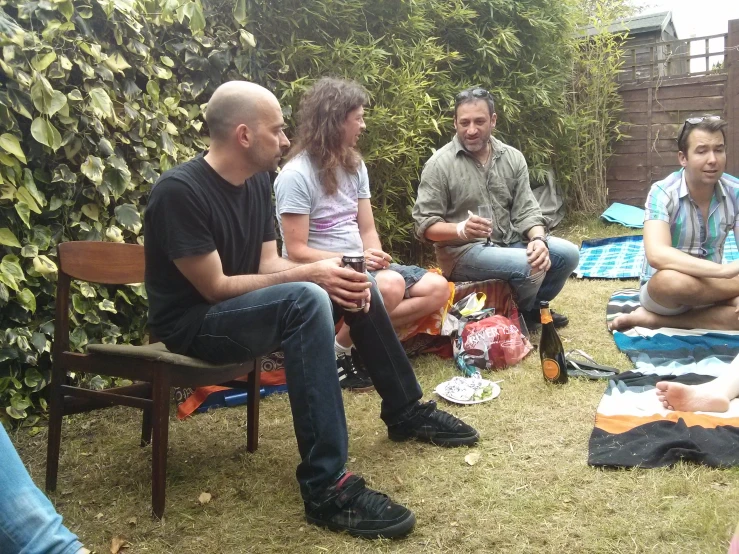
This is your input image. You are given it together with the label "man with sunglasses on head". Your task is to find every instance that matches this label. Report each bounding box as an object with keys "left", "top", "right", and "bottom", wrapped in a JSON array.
[
  {"left": 412, "top": 87, "right": 579, "bottom": 331},
  {"left": 610, "top": 116, "right": 739, "bottom": 331}
]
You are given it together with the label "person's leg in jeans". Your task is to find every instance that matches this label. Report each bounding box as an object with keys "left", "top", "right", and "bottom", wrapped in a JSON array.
[
  {"left": 186, "top": 281, "right": 348, "bottom": 501},
  {"left": 535, "top": 237, "right": 579, "bottom": 304},
  {"left": 0, "top": 425, "right": 86, "bottom": 554},
  {"left": 449, "top": 243, "right": 545, "bottom": 311}
]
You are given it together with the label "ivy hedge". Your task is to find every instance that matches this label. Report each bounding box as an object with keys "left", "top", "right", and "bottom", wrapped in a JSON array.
[{"left": 0, "top": 0, "right": 615, "bottom": 425}]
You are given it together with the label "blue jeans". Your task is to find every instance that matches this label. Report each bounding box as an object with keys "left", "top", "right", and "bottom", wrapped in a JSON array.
[
  {"left": 449, "top": 238, "right": 580, "bottom": 311},
  {"left": 185, "top": 281, "right": 423, "bottom": 501},
  {"left": 0, "top": 425, "right": 83, "bottom": 554}
]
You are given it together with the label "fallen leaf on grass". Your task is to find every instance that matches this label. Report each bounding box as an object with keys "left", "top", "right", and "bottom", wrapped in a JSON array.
[
  {"left": 95, "top": 512, "right": 104, "bottom": 520},
  {"left": 394, "top": 475, "right": 403, "bottom": 485},
  {"left": 198, "top": 492, "right": 212, "bottom": 505},
  {"left": 465, "top": 452, "right": 481, "bottom": 466},
  {"left": 127, "top": 517, "right": 137, "bottom": 526},
  {"left": 110, "top": 536, "right": 129, "bottom": 553}
]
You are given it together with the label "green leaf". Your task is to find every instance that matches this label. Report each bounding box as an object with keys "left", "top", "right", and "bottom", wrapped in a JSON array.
[
  {"left": 0, "top": 228, "right": 21, "bottom": 248},
  {"left": 69, "top": 326, "right": 88, "bottom": 352},
  {"left": 114, "top": 203, "right": 142, "bottom": 234},
  {"left": 29, "top": 226, "right": 51, "bottom": 250},
  {"left": 146, "top": 80, "right": 160, "bottom": 102},
  {"left": 14, "top": 202, "right": 30, "bottom": 228},
  {"left": 23, "top": 169, "right": 45, "bottom": 208},
  {"left": 7, "top": 88, "right": 32, "bottom": 119},
  {"left": 0, "top": 134, "right": 26, "bottom": 164},
  {"left": 81, "top": 155, "right": 104, "bottom": 185},
  {"left": 24, "top": 367, "right": 43, "bottom": 388},
  {"left": 160, "top": 56, "right": 175, "bottom": 68},
  {"left": 20, "top": 245, "right": 38, "bottom": 257},
  {"left": 30, "top": 75, "right": 67, "bottom": 116},
  {"left": 99, "top": 299, "right": 116, "bottom": 313},
  {"left": 89, "top": 88, "right": 113, "bottom": 118},
  {"left": 103, "top": 52, "right": 131, "bottom": 74},
  {"left": 79, "top": 282, "right": 96, "bottom": 298},
  {"left": 103, "top": 156, "right": 131, "bottom": 198},
  {"left": 33, "top": 256, "right": 57, "bottom": 275},
  {"left": 6, "top": 405, "right": 26, "bottom": 419},
  {"left": 16, "top": 187, "right": 41, "bottom": 214},
  {"left": 30, "top": 118, "right": 62, "bottom": 151},
  {"left": 16, "top": 288, "right": 36, "bottom": 313},
  {"left": 233, "top": 0, "right": 247, "bottom": 26},
  {"left": 239, "top": 29, "right": 256, "bottom": 48},
  {"left": 31, "top": 51, "right": 57, "bottom": 72},
  {"left": 72, "top": 293, "right": 87, "bottom": 314},
  {"left": 81, "top": 203, "right": 100, "bottom": 221}
]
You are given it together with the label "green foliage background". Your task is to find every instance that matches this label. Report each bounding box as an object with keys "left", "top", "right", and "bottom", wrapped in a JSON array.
[{"left": 0, "top": 0, "right": 624, "bottom": 423}]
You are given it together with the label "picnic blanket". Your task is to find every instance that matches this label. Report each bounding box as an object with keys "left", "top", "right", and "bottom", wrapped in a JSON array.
[
  {"left": 588, "top": 288, "right": 739, "bottom": 468},
  {"left": 600, "top": 202, "right": 646, "bottom": 228},
  {"left": 175, "top": 277, "right": 519, "bottom": 419},
  {"left": 575, "top": 234, "right": 739, "bottom": 279}
]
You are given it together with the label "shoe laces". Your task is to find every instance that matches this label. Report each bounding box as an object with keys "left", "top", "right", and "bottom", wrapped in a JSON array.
[
  {"left": 337, "top": 353, "right": 359, "bottom": 376},
  {"left": 412, "top": 400, "right": 464, "bottom": 430},
  {"left": 352, "top": 485, "right": 392, "bottom": 515}
]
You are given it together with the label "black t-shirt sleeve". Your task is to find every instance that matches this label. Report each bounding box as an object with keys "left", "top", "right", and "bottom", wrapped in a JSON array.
[
  {"left": 256, "top": 174, "right": 277, "bottom": 243},
  {"left": 148, "top": 177, "right": 216, "bottom": 261}
]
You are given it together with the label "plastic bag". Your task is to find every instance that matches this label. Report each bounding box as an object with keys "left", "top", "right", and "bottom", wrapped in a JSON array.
[{"left": 453, "top": 313, "right": 532, "bottom": 376}]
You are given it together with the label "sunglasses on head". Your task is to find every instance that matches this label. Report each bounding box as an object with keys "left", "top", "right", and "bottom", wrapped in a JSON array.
[
  {"left": 677, "top": 115, "right": 722, "bottom": 146},
  {"left": 455, "top": 88, "right": 491, "bottom": 102}
]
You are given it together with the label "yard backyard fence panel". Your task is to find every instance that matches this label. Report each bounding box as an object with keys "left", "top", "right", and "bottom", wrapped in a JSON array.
[{"left": 608, "top": 18, "right": 739, "bottom": 206}]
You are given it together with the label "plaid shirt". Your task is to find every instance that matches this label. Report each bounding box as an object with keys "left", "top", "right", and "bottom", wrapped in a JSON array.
[{"left": 642, "top": 169, "right": 739, "bottom": 282}]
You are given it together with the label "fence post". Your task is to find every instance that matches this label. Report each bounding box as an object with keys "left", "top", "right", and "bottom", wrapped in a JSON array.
[{"left": 728, "top": 19, "right": 739, "bottom": 176}]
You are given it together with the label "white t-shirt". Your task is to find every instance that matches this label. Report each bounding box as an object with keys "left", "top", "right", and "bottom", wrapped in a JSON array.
[{"left": 274, "top": 151, "right": 371, "bottom": 258}]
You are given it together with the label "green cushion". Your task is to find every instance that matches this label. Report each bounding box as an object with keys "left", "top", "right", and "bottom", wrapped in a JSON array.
[{"left": 86, "top": 342, "right": 245, "bottom": 370}]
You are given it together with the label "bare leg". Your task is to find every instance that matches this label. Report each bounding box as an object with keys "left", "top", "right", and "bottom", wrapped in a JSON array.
[
  {"left": 610, "top": 305, "right": 739, "bottom": 332},
  {"left": 385, "top": 272, "right": 450, "bottom": 329},
  {"left": 655, "top": 363, "right": 739, "bottom": 412},
  {"left": 648, "top": 270, "right": 739, "bottom": 309}
]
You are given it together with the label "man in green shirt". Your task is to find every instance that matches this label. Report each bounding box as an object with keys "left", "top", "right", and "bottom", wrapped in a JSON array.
[{"left": 412, "top": 88, "right": 579, "bottom": 328}]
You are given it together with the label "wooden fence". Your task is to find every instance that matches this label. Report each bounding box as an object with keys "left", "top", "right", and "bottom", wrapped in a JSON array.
[{"left": 607, "top": 19, "right": 739, "bottom": 206}]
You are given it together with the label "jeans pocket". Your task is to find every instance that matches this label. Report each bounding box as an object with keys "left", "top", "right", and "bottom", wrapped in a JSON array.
[{"left": 191, "top": 334, "right": 253, "bottom": 365}]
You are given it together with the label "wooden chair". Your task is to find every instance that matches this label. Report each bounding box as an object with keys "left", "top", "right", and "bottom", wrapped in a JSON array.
[{"left": 45, "top": 241, "right": 260, "bottom": 518}]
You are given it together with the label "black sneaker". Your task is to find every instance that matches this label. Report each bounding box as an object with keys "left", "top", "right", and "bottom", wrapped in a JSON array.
[
  {"left": 387, "top": 400, "right": 479, "bottom": 447},
  {"left": 522, "top": 308, "right": 569, "bottom": 331},
  {"left": 337, "top": 352, "right": 374, "bottom": 392},
  {"left": 305, "top": 472, "right": 416, "bottom": 539}
]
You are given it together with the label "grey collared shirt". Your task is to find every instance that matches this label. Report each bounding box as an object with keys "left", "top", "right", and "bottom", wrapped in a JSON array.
[{"left": 413, "top": 135, "right": 547, "bottom": 276}]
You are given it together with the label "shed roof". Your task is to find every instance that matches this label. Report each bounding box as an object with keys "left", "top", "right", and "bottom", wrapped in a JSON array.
[{"left": 581, "top": 11, "right": 677, "bottom": 38}]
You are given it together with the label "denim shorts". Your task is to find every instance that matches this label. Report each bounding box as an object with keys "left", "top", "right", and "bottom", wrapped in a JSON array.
[{"left": 370, "top": 263, "right": 427, "bottom": 299}]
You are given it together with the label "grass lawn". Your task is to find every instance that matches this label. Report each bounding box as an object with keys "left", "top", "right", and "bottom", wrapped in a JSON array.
[{"left": 10, "top": 214, "right": 739, "bottom": 553}]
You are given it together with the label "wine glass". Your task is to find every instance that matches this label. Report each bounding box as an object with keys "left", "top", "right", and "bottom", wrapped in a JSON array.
[{"left": 477, "top": 205, "right": 493, "bottom": 247}]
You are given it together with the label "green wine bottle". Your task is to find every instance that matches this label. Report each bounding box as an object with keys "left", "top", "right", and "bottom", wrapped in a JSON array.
[{"left": 539, "top": 301, "right": 568, "bottom": 384}]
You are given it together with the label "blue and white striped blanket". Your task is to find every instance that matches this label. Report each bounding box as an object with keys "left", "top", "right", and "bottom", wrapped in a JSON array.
[
  {"left": 575, "top": 234, "right": 739, "bottom": 279},
  {"left": 589, "top": 288, "right": 739, "bottom": 468}
]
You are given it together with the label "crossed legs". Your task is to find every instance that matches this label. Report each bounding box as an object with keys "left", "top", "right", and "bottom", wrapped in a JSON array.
[{"left": 610, "top": 269, "right": 739, "bottom": 331}]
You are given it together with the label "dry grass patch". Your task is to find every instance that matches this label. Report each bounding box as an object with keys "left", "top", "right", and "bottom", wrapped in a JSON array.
[{"left": 10, "top": 216, "right": 739, "bottom": 553}]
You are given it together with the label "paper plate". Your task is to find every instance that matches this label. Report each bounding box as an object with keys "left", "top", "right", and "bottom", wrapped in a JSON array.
[{"left": 434, "top": 376, "right": 501, "bottom": 405}]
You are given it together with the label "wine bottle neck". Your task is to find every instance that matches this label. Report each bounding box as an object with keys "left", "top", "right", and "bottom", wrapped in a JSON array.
[{"left": 540, "top": 308, "right": 553, "bottom": 325}]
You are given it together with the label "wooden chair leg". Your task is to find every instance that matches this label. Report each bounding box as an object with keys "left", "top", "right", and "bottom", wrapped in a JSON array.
[
  {"left": 45, "top": 364, "right": 66, "bottom": 492},
  {"left": 150, "top": 373, "right": 171, "bottom": 519},
  {"left": 246, "top": 359, "right": 260, "bottom": 453},
  {"left": 141, "top": 404, "right": 153, "bottom": 447}
]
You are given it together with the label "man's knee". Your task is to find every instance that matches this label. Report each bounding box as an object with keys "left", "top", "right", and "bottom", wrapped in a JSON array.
[
  {"left": 291, "top": 282, "right": 332, "bottom": 310},
  {"left": 548, "top": 238, "right": 580, "bottom": 272}
]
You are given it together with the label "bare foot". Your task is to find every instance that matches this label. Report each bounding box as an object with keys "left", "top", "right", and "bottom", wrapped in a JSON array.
[
  {"left": 609, "top": 307, "right": 661, "bottom": 331},
  {"left": 655, "top": 381, "right": 731, "bottom": 413}
]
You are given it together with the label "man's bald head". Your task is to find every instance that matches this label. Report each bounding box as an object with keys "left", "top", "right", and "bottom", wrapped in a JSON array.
[{"left": 205, "top": 81, "right": 279, "bottom": 142}]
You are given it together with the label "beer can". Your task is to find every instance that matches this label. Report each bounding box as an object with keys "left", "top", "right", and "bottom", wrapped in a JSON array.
[{"left": 341, "top": 254, "right": 366, "bottom": 312}]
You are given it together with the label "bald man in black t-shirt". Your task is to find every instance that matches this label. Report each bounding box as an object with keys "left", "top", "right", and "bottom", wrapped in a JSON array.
[{"left": 144, "top": 81, "right": 478, "bottom": 540}]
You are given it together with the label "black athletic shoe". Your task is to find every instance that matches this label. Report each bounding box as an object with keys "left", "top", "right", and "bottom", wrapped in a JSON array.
[
  {"left": 305, "top": 473, "right": 416, "bottom": 539},
  {"left": 522, "top": 308, "right": 569, "bottom": 331},
  {"left": 387, "top": 400, "right": 480, "bottom": 447},
  {"left": 337, "top": 352, "right": 374, "bottom": 392}
]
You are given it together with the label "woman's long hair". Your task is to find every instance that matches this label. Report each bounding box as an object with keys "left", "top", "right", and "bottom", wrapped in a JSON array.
[{"left": 287, "top": 77, "right": 369, "bottom": 195}]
